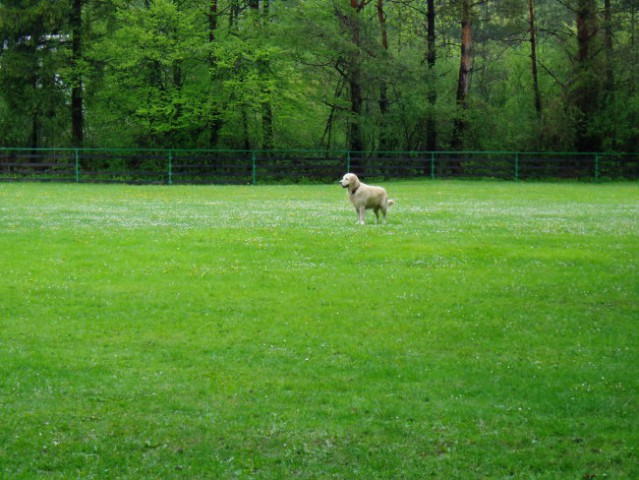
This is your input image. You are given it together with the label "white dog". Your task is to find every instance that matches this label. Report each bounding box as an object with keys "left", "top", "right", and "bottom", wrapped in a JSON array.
[{"left": 340, "top": 173, "right": 395, "bottom": 225}]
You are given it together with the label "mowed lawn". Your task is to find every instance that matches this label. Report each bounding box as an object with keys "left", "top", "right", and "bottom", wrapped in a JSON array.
[{"left": 1, "top": 181, "right": 637, "bottom": 479}]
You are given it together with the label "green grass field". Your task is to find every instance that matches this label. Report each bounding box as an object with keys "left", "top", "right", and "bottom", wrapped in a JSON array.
[{"left": 1, "top": 181, "right": 638, "bottom": 479}]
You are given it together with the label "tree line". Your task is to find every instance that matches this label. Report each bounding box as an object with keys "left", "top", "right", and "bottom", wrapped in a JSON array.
[{"left": 1, "top": 0, "right": 637, "bottom": 154}]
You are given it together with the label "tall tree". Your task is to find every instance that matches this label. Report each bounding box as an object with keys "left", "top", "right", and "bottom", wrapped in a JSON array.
[
  {"left": 452, "top": 0, "right": 473, "bottom": 151},
  {"left": 376, "top": 0, "right": 390, "bottom": 151},
  {"left": 97, "top": 0, "right": 210, "bottom": 148},
  {"left": 573, "top": 0, "right": 602, "bottom": 151},
  {"left": 603, "top": 0, "right": 614, "bottom": 94},
  {"left": 345, "top": 0, "right": 366, "bottom": 153},
  {"left": 70, "top": 0, "right": 84, "bottom": 147},
  {"left": 426, "top": 0, "right": 437, "bottom": 151},
  {"left": 208, "top": 0, "right": 223, "bottom": 145},
  {"left": 255, "top": 0, "right": 274, "bottom": 150},
  {"left": 528, "top": 0, "right": 542, "bottom": 118},
  {"left": 0, "top": 0, "right": 67, "bottom": 148}
]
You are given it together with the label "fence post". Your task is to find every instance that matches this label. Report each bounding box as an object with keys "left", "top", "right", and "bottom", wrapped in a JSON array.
[
  {"left": 74, "top": 148, "right": 80, "bottom": 183},
  {"left": 346, "top": 151, "right": 351, "bottom": 173},
  {"left": 252, "top": 151, "right": 257, "bottom": 185},
  {"left": 168, "top": 150, "right": 173, "bottom": 185},
  {"left": 514, "top": 153, "right": 520, "bottom": 181},
  {"left": 594, "top": 153, "right": 600, "bottom": 182}
]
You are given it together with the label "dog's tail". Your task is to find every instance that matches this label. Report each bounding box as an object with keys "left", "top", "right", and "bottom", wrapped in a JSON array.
[{"left": 387, "top": 199, "right": 395, "bottom": 207}]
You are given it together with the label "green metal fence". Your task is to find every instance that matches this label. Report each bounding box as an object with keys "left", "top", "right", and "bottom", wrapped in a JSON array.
[{"left": 0, "top": 148, "right": 637, "bottom": 184}]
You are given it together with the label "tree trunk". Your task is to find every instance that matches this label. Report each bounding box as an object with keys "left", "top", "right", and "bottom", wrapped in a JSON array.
[
  {"left": 456, "top": 1, "right": 472, "bottom": 107},
  {"left": 452, "top": 0, "right": 472, "bottom": 156},
  {"left": 377, "top": 0, "right": 390, "bottom": 151},
  {"left": 574, "top": 0, "right": 601, "bottom": 152},
  {"left": 349, "top": 67, "right": 364, "bottom": 153},
  {"left": 209, "top": 0, "right": 218, "bottom": 42},
  {"left": 377, "top": 0, "right": 388, "bottom": 51},
  {"left": 71, "top": 0, "right": 84, "bottom": 147},
  {"left": 528, "top": 0, "right": 542, "bottom": 118},
  {"left": 30, "top": 96, "right": 41, "bottom": 150},
  {"left": 604, "top": 0, "right": 614, "bottom": 94},
  {"left": 242, "top": 106, "right": 250, "bottom": 151},
  {"left": 426, "top": 0, "right": 437, "bottom": 151},
  {"left": 209, "top": 0, "right": 223, "bottom": 146},
  {"left": 258, "top": 0, "right": 274, "bottom": 150},
  {"left": 262, "top": 100, "right": 274, "bottom": 150},
  {"left": 348, "top": 1, "right": 365, "bottom": 155},
  {"left": 576, "top": 0, "right": 595, "bottom": 66},
  {"left": 631, "top": 0, "right": 637, "bottom": 97}
]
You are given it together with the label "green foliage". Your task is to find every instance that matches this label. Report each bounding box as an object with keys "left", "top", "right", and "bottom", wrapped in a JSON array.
[
  {"left": 91, "top": 0, "right": 211, "bottom": 147},
  {"left": 0, "top": 0, "right": 70, "bottom": 146},
  {"left": 0, "top": 0, "right": 637, "bottom": 152},
  {"left": 1, "top": 181, "right": 638, "bottom": 478}
]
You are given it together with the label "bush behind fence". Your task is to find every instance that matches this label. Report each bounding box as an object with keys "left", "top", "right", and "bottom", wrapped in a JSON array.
[{"left": 1, "top": 148, "right": 637, "bottom": 183}]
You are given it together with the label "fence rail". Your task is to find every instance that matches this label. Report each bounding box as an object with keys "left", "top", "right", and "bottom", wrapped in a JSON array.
[{"left": 1, "top": 148, "right": 637, "bottom": 184}]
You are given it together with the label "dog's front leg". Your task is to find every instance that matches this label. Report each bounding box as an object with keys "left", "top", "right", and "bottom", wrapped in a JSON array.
[{"left": 358, "top": 206, "right": 366, "bottom": 225}]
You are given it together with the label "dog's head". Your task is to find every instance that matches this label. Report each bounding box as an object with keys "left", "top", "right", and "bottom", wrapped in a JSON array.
[{"left": 340, "top": 173, "right": 359, "bottom": 189}]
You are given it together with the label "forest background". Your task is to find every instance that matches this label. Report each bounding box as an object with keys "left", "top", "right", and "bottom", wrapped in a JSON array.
[{"left": 0, "top": 0, "right": 637, "bottom": 155}]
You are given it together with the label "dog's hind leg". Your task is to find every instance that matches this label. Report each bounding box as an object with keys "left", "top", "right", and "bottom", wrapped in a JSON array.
[
  {"left": 380, "top": 201, "right": 389, "bottom": 224},
  {"left": 373, "top": 207, "right": 381, "bottom": 223}
]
